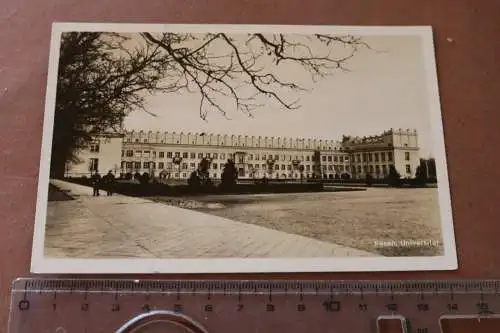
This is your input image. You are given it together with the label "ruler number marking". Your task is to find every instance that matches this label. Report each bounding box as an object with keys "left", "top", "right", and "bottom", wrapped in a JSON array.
[
  {"left": 112, "top": 303, "right": 120, "bottom": 312},
  {"left": 358, "top": 303, "right": 368, "bottom": 311},
  {"left": 174, "top": 303, "right": 183, "bottom": 313},
  {"left": 386, "top": 303, "right": 398, "bottom": 312},
  {"left": 236, "top": 303, "right": 244, "bottom": 312},
  {"left": 297, "top": 303, "right": 306, "bottom": 312},
  {"left": 447, "top": 303, "right": 458, "bottom": 311},
  {"left": 18, "top": 300, "right": 30, "bottom": 311},
  {"left": 323, "top": 300, "right": 341, "bottom": 312},
  {"left": 417, "top": 303, "right": 430, "bottom": 311},
  {"left": 81, "top": 303, "right": 89, "bottom": 311},
  {"left": 204, "top": 304, "right": 214, "bottom": 312},
  {"left": 266, "top": 304, "right": 275, "bottom": 312}
]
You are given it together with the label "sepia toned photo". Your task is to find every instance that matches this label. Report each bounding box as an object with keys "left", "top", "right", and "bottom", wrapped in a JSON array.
[{"left": 31, "top": 23, "right": 457, "bottom": 273}]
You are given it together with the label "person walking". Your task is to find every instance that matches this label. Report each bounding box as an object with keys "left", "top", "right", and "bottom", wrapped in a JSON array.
[
  {"left": 103, "top": 170, "right": 115, "bottom": 196},
  {"left": 91, "top": 171, "right": 101, "bottom": 196}
]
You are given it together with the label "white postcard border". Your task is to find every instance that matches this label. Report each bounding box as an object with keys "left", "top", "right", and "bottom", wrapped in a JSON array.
[{"left": 31, "top": 22, "right": 458, "bottom": 274}]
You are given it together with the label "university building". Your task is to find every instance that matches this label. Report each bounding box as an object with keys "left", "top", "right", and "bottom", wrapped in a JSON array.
[{"left": 64, "top": 128, "right": 420, "bottom": 181}]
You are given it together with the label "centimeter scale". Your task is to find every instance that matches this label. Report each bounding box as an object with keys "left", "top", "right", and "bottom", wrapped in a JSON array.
[{"left": 8, "top": 278, "right": 500, "bottom": 333}]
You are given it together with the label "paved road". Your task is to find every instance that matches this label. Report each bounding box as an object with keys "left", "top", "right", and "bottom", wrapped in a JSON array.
[{"left": 44, "top": 180, "right": 377, "bottom": 259}]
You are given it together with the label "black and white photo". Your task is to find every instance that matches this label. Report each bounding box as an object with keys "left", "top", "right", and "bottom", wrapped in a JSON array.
[{"left": 31, "top": 23, "right": 457, "bottom": 273}]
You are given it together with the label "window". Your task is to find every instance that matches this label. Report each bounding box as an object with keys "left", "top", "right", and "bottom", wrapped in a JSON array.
[
  {"left": 159, "top": 152, "right": 164, "bottom": 158},
  {"left": 89, "top": 158, "right": 99, "bottom": 171},
  {"left": 151, "top": 162, "right": 156, "bottom": 169},
  {"left": 144, "top": 139, "right": 148, "bottom": 143},
  {"left": 126, "top": 162, "right": 133, "bottom": 169},
  {"left": 89, "top": 141, "right": 100, "bottom": 152},
  {"left": 369, "top": 165, "right": 374, "bottom": 173},
  {"left": 306, "top": 165, "right": 310, "bottom": 171},
  {"left": 213, "top": 164, "right": 218, "bottom": 169},
  {"left": 287, "top": 165, "right": 291, "bottom": 171},
  {"left": 374, "top": 153, "right": 379, "bottom": 162},
  {"left": 143, "top": 151, "right": 150, "bottom": 158},
  {"left": 368, "top": 154, "right": 372, "bottom": 162},
  {"left": 322, "top": 156, "right": 326, "bottom": 162},
  {"left": 143, "top": 162, "right": 149, "bottom": 169},
  {"left": 121, "top": 150, "right": 124, "bottom": 157},
  {"left": 339, "top": 156, "right": 344, "bottom": 163},
  {"left": 357, "top": 154, "right": 361, "bottom": 163},
  {"left": 381, "top": 153, "right": 386, "bottom": 162},
  {"left": 274, "top": 155, "right": 279, "bottom": 160},
  {"left": 221, "top": 153, "right": 226, "bottom": 160},
  {"left": 375, "top": 165, "right": 380, "bottom": 174},
  {"left": 135, "top": 139, "right": 139, "bottom": 142},
  {"left": 152, "top": 151, "right": 156, "bottom": 158},
  {"left": 405, "top": 152, "right": 410, "bottom": 161},
  {"left": 406, "top": 164, "right": 411, "bottom": 174},
  {"left": 328, "top": 156, "right": 332, "bottom": 162},
  {"left": 126, "top": 150, "right": 133, "bottom": 157},
  {"left": 182, "top": 163, "right": 188, "bottom": 170},
  {"left": 158, "top": 162, "right": 164, "bottom": 169},
  {"left": 388, "top": 152, "right": 393, "bottom": 161},
  {"left": 182, "top": 152, "right": 188, "bottom": 158},
  {"left": 262, "top": 164, "right": 266, "bottom": 169},
  {"left": 281, "top": 165, "right": 285, "bottom": 170},
  {"left": 175, "top": 152, "right": 180, "bottom": 158},
  {"left": 306, "top": 156, "right": 310, "bottom": 161},
  {"left": 255, "top": 164, "right": 259, "bottom": 169},
  {"left": 198, "top": 153, "right": 203, "bottom": 159},
  {"left": 333, "top": 156, "right": 338, "bottom": 162},
  {"left": 126, "top": 138, "right": 131, "bottom": 142},
  {"left": 190, "top": 163, "right": 195, "bottom": 168},
  {"left": 134, "top": 162, "right": 141, "bottom": 169},
  {"left": 357, "top": 166, "right": 361, "bottom": 173},
  {"left": 190, "top": 153, "right": 196, "bottom": 159},
  {"left": 382, "top": 165, "right": 387, "bottom": 175},
  {"left": 274, "top": 164, "right": 279, "bottom": 170},
  {"left": 182, "top": 173, "right": 187, "bottom": 178},
  {"left": 135, "top": 151, "right": 141, "bottom": 158},
  {"left": 167, "top": 152, "right": 172, "bottom": 158},
  {"left": 213, "top": 153, "right": 218, "bottom": 159},
  {"left": 220, "top": 163, "right": 225, "bottom": 169}
]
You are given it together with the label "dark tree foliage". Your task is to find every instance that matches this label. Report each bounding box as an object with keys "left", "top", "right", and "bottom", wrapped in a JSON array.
[
  {"left": 53, "top": 32, "right": 173, "bottom": 177},
  {"left": 386, "top": 165, "right": 402, "bottom": 187},
  {"left": 365, "top": 173, "right": 373, "bottom": 187},
  {"left": 188, "top": 171, "right": 201, "bottom": 188},
  {"left": 53, "top": 31, "right": 368, "bottom": 177},
  {"left": 220, "top": 159, "right": 238, "bottom": 188}
]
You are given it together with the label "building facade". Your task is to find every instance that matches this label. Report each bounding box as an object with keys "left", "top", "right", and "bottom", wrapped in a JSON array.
[{"left": 64, "top": 128, "right": 420, "bottom": 181}]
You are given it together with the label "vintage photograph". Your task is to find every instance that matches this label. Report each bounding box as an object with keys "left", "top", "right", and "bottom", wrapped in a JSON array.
[{"left": 31, "top": 23, "right": 457, "bottom": 273}]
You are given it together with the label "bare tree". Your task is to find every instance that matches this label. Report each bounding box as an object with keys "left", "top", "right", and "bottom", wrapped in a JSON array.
[
  {"left": 141, "top": 32, "right": 369, "bottom": 119},
  {"left": 52, "top": 31, "right": 369, "bottom": 177}
]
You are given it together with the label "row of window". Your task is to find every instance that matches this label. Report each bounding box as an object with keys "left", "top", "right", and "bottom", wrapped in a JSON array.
[
  {"left": 351, "top": 164, "right": 412, "bottom": 174},
  {"left": 125, "top": 138, "right": 343, "bottom": 151},
  {"left": 122, "top": 150, "right": 352, "bottom": 163}
]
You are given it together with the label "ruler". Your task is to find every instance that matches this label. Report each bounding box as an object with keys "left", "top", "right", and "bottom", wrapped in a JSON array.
[{"left": 8, "top": 278, "right": 500, "bottom": 333}]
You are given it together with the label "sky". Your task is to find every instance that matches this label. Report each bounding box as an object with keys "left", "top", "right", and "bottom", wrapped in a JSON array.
[{"left": 122, "top": 33, "right": 439, "bottom": 157}]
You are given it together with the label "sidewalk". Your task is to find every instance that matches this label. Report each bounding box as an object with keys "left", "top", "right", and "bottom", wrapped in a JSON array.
[{"left": 44, "top": 180, "right": 377, "bottom": 259}]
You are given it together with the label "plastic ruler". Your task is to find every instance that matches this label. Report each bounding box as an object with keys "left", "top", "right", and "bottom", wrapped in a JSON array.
[{"left": 8, "top": 278, "right": 500, "bottom": 333}]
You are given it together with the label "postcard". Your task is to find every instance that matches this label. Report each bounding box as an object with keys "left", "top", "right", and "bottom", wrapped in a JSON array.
[{"left": 31, "top": 23, "right": 457, "bottom": 273}]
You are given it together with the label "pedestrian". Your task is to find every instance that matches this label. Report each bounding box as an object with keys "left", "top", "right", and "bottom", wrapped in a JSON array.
[
  {"left": 104, "top": 170, "right": 115, "bottom": 196},
  {"left": 91, "top": 171, "right": 101, "bottom": 196}
]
